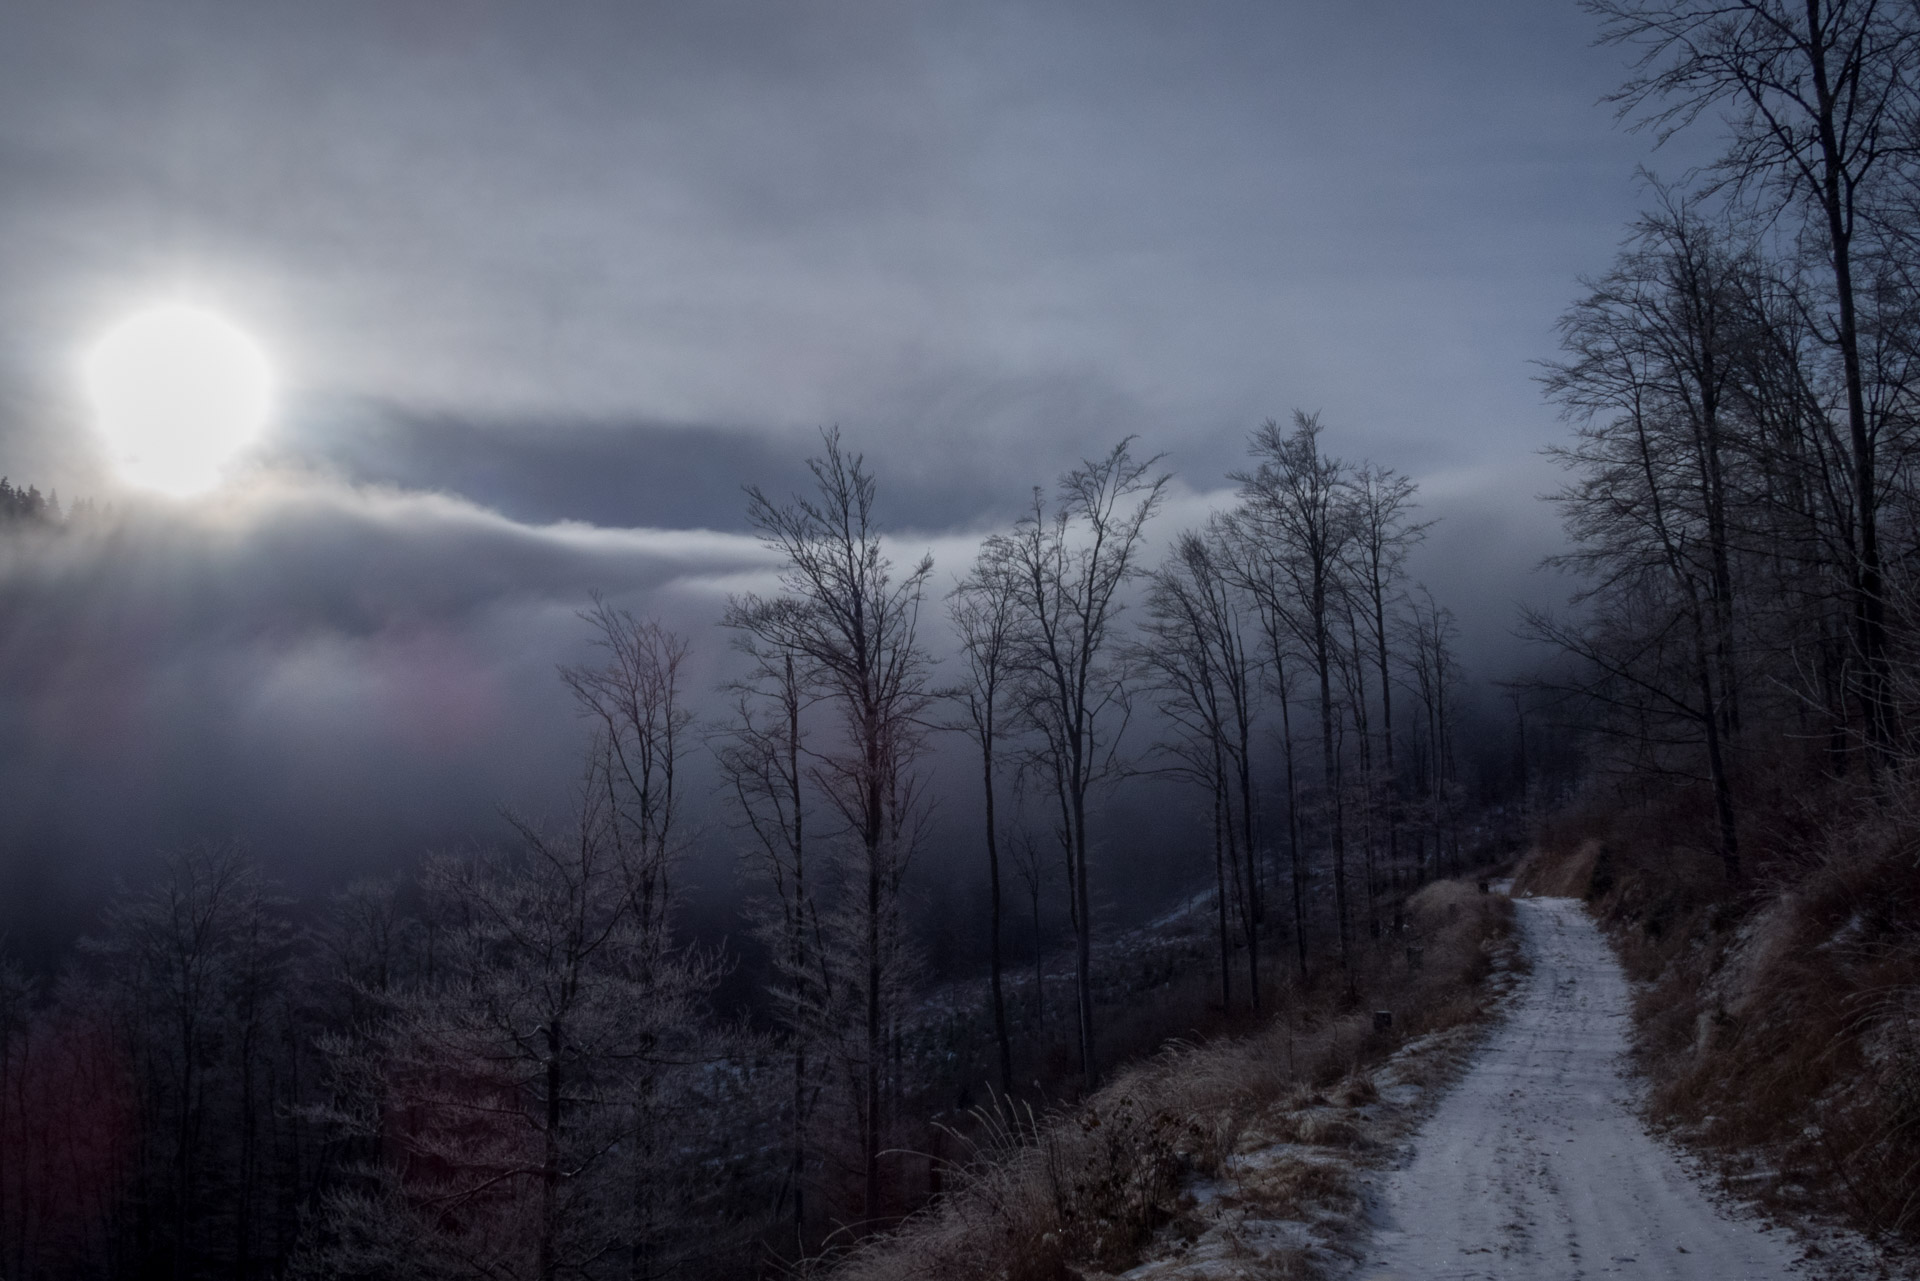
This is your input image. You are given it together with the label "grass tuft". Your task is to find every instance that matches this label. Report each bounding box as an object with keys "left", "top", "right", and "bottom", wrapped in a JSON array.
[{"left": 817, "top": 876, "right": 1516, "bottom": 1280}]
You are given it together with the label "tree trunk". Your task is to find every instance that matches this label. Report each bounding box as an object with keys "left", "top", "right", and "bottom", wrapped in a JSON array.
[
  {"left": 540, "top": 1023, "right": 562, "bottom": 1281},
  {"left": 1277, "top": 661, "right": 1307, "bottom": 977},
  {"left": 1030, "top": 880, "right": 1045, "bottom": 1028},
  {"left": 1317, "top": 616, "right": 1350, "bottom": 980},
  {"left": 1072, "top": 783, "right": 1095, "bottom": 1090},
  {"left": 1213, "top": 773, "right": 1232, "bottom": 1008},
  {"left": 1234, "top": 693, "right": 1260, "bottom": 1010},
  {"left": 1372, "top": 583, "right": 1399, "bottom": 888},
  {"left": 864, "top": 828, "right": 882, "bottom": 1224},
  {"left": 982, "top": 742, "right": 1012, "bottom": 1095},
  {"left": 1802, "top": 4, "right": 1889, "bottom": 774}
]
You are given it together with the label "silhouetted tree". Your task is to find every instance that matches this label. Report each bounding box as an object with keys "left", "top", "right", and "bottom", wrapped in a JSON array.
[
  {"left": 1592, "top": 0, "right": 1920, "bottom": 770},
  {"left": 1137, "top": 527, "right": 1263, "bottom": 1010},
  {"left": 946, "top": 542, "right": 1021, "bottom": 1094},
  {"left": 1232, "top": 414, "right": 1358, "bottom": 976},
  {"left": 992, "top": 439, "right": 1167, "bottom": 1087},
  {"left": 715, "top": 640, "right": 821, "bottom": 1250},
  {"left": 1344, "top": 461, "right": 1427, "bottom": 889},
  {"left": 1539, "top": 203, "right": 1763, "bottom": 878},
  {"left": 725, "top": 428, "right": 934, "bottom": 1223}
]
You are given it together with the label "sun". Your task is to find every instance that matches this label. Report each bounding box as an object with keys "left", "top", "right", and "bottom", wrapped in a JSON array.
[{"left": 83, "top": 304, "right": 274, "bottom": 496}]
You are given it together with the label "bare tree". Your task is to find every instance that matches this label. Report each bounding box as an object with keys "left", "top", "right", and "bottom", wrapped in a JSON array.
[
  {"left": 1401, "top": 589, "right": 1463, "bottom": 877},
  {"left": 946, "top": 542, "right": 1021, "bottom": 1095},
  {"left": 88, "top": 843, "right": 290, "bottom": 1281},
  {"left": 724, "top": 428, "right": 934, "bottom": 1223},
  {"left": 1217, "top": 510, "right": 1310, "bottom": 977},
  {"left": 305, "top": 755, "right": 720, "bottom": 1281},
  {"left": 1138, "top": 557, "right": 1238, "bottom": 1013},
  {"left": 1591, "top": 0, "right": 1920, "bottom": 768},
  {"left": 561, "top": 606, "right": 701, "bottom": 1279},
  {"left": 305, "top": 604, "right": 720, "bottom": 1281},
  {"left": 1232, "top": 413, "right": 1359, "bottom": 976},
  {"left": 563, "top": 597, "right": 694, "bottom": 946},
  {"left": 1137, "top": 527, "right": 1263, "bottom": 1010},
  {"left": 714, "top": 640, "right": 821, "bottom": 1251},
  {"left": 1540, "top": 203, "right": 1769, "bottom": 879},
  {"left": 992, "top": 439, "right": 1167, "bottom": 1088},
  {"left": 1344, "top": 462, "right": 1428, "bottom": 889},
  {"left": 1335, "top": 589, "right": 1382, "bottom": 936},
  {"left": 1006, "top": 818, "right": 1053, "bottom": 1033}
]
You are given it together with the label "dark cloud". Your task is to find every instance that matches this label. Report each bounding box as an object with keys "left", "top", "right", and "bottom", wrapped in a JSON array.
[
  {"left": 0, "top": 1, "right": 1709, "bottom": 942},
  {"left": 0, "top": 479, "right": 771, "bottom": 946},
  {"left": 0, "top": 0, "right": 1708, "bottom": 470},
  {"left": 268, "top": 381, "right": 1163, "bottom": 537}
]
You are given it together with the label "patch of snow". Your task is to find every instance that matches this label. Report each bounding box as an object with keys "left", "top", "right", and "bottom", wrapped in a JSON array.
[{"left": 1355, "top": 897, "right": 1809, "bottom": 1280}]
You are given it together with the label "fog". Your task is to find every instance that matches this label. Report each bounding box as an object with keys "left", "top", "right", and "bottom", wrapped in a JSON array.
[{"left": 0, "top": 0, "right": 1694, "bottom": 949}]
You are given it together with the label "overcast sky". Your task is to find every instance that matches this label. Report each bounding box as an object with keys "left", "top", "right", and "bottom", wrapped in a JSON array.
[{"left": 0, "top": 1, "right": 1711, "bottom": 938}]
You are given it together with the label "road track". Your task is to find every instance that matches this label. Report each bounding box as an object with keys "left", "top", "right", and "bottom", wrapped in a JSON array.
[{"left": 1356, "top": 895, "right": 1803, "bottom": 1280}]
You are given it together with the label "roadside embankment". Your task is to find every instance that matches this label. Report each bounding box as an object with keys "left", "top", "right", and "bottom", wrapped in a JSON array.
[
  {"left": 818, "top": 878, "right": 1517, "bottom": 1281},
  {"left": 1516, "top": 795, "right": 1920, "bottom": 1265},
  {"left": 1363, "top": 895, "right": 1804, "bottom": 1280}
]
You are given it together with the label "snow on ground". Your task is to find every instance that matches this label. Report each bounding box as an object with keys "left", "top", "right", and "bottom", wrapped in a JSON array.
[
  {"left": 1355, "top": 895, "right": 1805, "bottom": 1280},
  {"left": 1118, "top": 925, "right": 1519, "bottom": 1281}
]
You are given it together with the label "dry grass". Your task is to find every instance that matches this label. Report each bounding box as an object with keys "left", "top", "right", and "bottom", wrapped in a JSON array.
[
  {"left": 1521, "top": 777, "right": 1920, "bottom": 1254},
  {"left": 815, "top": 879, "right": 1516, "bottom": 1281},
  {"left": 1510, "top": 837, "right": 1603, "bottom": 899},
  {"left": 1232, "top": 1153, "right": 1357, "bottom": 1212}
]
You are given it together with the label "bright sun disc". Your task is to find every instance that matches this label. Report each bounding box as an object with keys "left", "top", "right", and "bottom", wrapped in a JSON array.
[{"left": 83, "top": 304, "right": 273, "bottom": 496}]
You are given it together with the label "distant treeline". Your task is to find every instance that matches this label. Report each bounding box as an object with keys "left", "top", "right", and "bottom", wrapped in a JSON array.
[
  {"left": 0, "top": 478, "right": 62, "bottom": 523},
  {"left": 0, "top": 478, "right": 104, "bottom": 525}
]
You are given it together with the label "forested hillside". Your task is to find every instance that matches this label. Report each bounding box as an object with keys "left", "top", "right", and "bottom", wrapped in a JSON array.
[
  {"left": 0, "top": 420, "right": 1517, "bottom": 1279},
  {"left": 1512, "top": 0, "right": 1920, "bottom": 1253},
  {"left": 20, "top": 1, "right": 1920, "bottom": 1276}
]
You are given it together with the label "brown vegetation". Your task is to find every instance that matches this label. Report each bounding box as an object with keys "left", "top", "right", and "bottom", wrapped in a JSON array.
[
  {"left": 1517, "top": 776, "right": 1920, "bottom": 1249},
  {"left": 815, "top": 878, "right": 1515, "bottom": 1281}
]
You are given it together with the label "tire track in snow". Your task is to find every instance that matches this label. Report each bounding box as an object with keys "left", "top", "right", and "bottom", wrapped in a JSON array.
[{"left": 1356, "top": 895, "right": 1803, "bottom": 1280}]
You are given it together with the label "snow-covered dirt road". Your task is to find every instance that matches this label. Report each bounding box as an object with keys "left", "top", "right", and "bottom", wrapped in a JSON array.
[{"left": 1356, "top": 895, "right": 1803, "bottom": 1280}]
